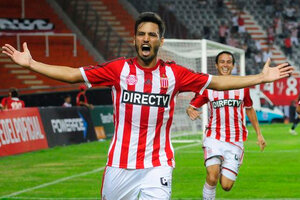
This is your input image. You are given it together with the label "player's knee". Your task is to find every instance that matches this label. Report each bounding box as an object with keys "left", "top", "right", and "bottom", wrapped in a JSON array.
[
  {"left": 220, "top": 176, "right": 235, "bottom": 192},
  {"left": 221, "top": 183, "right": 233, "bottom": 192},
  {"left": 207, "top": 173, "right": 219, "bottom": 185}
]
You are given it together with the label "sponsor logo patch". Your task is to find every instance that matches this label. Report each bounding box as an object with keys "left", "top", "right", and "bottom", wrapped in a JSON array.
[
  {"left": 122, "top": 90, "right": 170, "bottom": 107},
  {"left": 212, "top": 99, "right": 242, "bottom": 108}
]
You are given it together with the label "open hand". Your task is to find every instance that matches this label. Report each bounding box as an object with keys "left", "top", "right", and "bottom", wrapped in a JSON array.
[
  {"left": 262, "top": 58, "right": 293, "bottom": 83},
  {"left": 2, "top": 42, "right": 32, "bottom": 68}
]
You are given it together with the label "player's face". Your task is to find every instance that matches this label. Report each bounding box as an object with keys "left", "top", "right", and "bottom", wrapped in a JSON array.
[
  {"left": 216, "top": 53, "right": 234, "bottom": 76},
  {"left": 134, "top": 22, "right": 164, "bottom": 65}
]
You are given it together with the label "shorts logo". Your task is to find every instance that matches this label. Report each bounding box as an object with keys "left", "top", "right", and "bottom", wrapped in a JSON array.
[
  {"left": 234, "top": 154, "right": 238, "bottom": 161},
  {"left": 160, "top": 177, "right": 169, "bottom": 186},
  {"left": 126, "top": 75, "right": 137, "bottom": 85}
]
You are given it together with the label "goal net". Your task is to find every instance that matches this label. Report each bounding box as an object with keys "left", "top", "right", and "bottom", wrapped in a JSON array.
[{"left": 158, "top": 39, "right": 245, "bottom": 143}]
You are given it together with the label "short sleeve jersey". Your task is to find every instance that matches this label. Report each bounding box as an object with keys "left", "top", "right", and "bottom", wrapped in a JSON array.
[
  {"left": 5, "top": 97, "right": 25, "bottom": 109},
  {"left": 80, "top": 57, "right": 211, "bottom": 169},
  {"left": 190, "top": 88, "right": 252, "bottom": 142}
]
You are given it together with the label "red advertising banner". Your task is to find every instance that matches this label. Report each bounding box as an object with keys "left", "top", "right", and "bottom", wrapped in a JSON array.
[
  {"left": 0, "top": 108, "right": 49, "bottom": 156},
  {"left": 256, "top": 77, "right": 300, "bottom": 106}
]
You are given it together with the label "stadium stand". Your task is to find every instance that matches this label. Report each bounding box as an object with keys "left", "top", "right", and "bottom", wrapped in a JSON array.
[
  {"left": 0, "top": 0, "right": 97, "bottom": 95},
  {"left": 56, "top": 0, "right": 135, "bottom": 60},
  {"left": 128, "top": 0, "right": 300, "bottom": 74}
]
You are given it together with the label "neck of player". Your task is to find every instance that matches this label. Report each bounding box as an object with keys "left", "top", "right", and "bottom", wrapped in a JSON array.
[{"left": 136, "top": 56, "right": 158, "bottom": 69}]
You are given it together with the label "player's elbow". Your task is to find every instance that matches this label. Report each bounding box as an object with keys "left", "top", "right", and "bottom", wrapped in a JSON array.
[{"left": 65, "top": 69, "right": 83, "bottom": 83}]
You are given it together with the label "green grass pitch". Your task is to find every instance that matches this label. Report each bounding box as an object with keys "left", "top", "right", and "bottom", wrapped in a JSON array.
[{"left": 0, "top": 123, "right": 300, "bottom": 199}]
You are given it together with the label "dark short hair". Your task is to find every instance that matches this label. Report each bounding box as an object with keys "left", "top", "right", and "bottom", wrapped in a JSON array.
[
  {"left": 135, "top": 12, "right": 166, "bottom": 38},
  {"left": 215, "top": 51, "right": 235, "bottom": 65},
  {"left": 9, "top": 87, "right": 19, "bottom": 97}
]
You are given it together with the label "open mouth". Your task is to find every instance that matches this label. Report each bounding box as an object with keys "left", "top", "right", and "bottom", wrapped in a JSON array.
[{"left": 141, "top": 45, "right": 151, "bottom": 57}]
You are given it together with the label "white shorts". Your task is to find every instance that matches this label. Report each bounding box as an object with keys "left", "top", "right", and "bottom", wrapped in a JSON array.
[
  {"left": 101, "top": 166, "right": 173, "bottom": 200},
  {"left": 203, "top": 137, "right": 244, "bottom": 181}
]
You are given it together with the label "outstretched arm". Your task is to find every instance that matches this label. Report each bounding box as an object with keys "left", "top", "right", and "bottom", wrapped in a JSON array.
[
  {"left": 2, "top": 42, "right": 83, "bottom": 83},
  {"left": 246, "top": 107, "right": 266, "bottom": 151},
  {"left": 208, "top": 59, "right": 293, "bottom": 90}
]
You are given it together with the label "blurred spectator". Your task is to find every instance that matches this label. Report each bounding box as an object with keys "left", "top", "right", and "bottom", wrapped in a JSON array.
[
  {"left": 0, "top": 88, "right": 25, "bottom": 110},
  {"left": 273, "top": 15, "right": 283, "bottom": 36},
  {"left": 255, "top": 40, "right": 262, "bottom": 52},
  {"left": 231, "top": 12, "right": 239, "bottom": 34},
  {"left": 62, "top": 95, "right": 72, "bottom": 107},
  {"left": 218, "top": 22, "right": 228, "bottom": 44},
  {"left": 203, "top": 25, "right": 211, "bottom": 39},
  {"left": 267, "top": 26, "right": 275, "bottom": 46},
  {"left": 76, "top": 85, "right": 93, "bottom": 109},
  {"left": 241, "top": 42, "right": 251, "bottom": 58},
  {"left": 238, "top": 12, "right": 245, "bottom": 34},
  {"left": 291, "top": 27, "right": 299, "bottom": 47},
  {"left": 283, "top": 4, "right": 296, "bottom": 21},
  {"left": 254, "top": 51, "right": 263, "bottom": 68},
  {"left": 284, "top": 35, "right": 292, "bottom": 58}
]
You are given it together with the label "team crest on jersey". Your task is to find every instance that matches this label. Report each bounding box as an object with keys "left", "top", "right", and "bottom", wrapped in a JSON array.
[
  {"left": 160, "top": 75, "right": 169, "bottom": 89},
  {"left": 126, "top": 74, "right": 138, "bottom": 85}
]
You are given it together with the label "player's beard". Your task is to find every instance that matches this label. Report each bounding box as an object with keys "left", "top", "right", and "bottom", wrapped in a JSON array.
[{"left": 135, "top": 44, "right": 160, "bottom": 65}]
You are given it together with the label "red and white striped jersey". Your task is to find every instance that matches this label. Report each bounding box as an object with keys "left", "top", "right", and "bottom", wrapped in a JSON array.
[
  {"left": 5, "top": 97, "right": 25, "bottom": 109},
  {"left": 190, "top": 88, "right": 252, "bottom": 142},
  {"left": 80, "top": 57, "right": 211, "bottom": 169}
]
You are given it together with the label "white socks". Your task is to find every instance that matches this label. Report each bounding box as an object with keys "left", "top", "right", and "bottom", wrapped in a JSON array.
[{"left": 203, "top": 182, "right": 216, "bottom": 200}]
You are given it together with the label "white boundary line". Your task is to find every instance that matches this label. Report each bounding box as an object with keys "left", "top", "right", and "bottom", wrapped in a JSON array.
[
  {"left": 178, "top": 149, "right": 300, "bottom": 153},
  {"left": 0, "top": 142, "right": 201, "bottom": 199},
  {"left": 8, "top": 198, "right": 300, "bottom": 200},
  {"left": 7, "top": 198, "right": 99, "bottom": 200},
  {"left": 0, "top": 167, "right": 105, "bottom": 199}
]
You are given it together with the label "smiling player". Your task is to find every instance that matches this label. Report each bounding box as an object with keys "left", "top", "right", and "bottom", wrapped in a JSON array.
[{"left": 186, "top": 51, "right": 266, "bottom": 200}]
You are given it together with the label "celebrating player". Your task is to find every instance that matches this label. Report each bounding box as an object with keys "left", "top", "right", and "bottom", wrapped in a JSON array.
[
  {"left": 2, "top": 12, "right": 292, "bottom": 200},
  {"left": 186, "top": 51, "right": 266, "bottom": 200}
]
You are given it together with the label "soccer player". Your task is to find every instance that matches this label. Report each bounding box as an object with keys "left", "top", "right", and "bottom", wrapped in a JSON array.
[
  {"left": 186, "top": 51, "right": 266, "bottom": 200},
  {"left": 76, "top": 84, "right": 93, "bottom": 109},
  {"left": 0, "top": 88, "right": 25, "bottom": 110},
  {"left": 2, "top": 12, "right": 292, "bottom": 200},
  {"left": 290, "top": 95, "right": 300, "bottom": 135}
]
